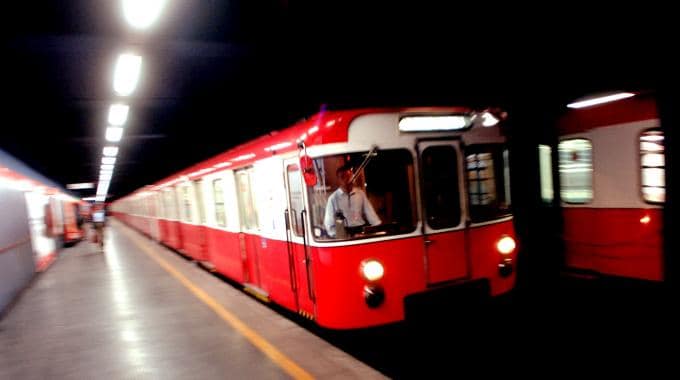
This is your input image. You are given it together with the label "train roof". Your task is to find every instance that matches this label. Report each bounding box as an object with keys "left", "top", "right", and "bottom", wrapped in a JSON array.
[
  {"left": 558, "top": 93, "right": 658, "bottom": 135},
  {"left": 1, "top": 148, "right": 81, "bottom": 202},
  {"left": 118, "top": 106, "right": 475, "bottom": 200}
]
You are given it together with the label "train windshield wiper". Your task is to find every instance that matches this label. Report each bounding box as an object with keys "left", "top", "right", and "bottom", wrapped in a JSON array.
[{"left": 349, "top": 145, "right": 378, "bottom": 184}]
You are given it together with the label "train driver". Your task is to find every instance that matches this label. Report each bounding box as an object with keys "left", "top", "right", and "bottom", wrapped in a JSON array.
[{"left": 323, "top": 164, "right": 381, "bottom": 238}]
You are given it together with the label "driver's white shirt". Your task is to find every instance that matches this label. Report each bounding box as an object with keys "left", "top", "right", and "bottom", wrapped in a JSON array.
[{"left": 323, "top": 186, "right": 381, "bottom": 236}]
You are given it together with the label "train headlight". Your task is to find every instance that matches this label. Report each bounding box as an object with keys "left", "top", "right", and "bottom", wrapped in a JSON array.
[
  {"left": 496, "top": 236, "right": 516, "bottom": 255},
  {"left": 361, "top": 260, "right": 384, "bottom": 282}
]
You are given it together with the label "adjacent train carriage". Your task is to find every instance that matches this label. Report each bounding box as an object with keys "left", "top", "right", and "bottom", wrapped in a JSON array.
[{"left": 542, "top": 93, "right": 665, "bottom": 281}]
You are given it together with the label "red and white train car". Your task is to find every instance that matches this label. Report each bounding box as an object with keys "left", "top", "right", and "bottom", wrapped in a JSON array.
[
  {"left": 549, "top": 93, "right": 665, "bottom": 281},
  {"left": 113, "top": 107, "right": 517, "bottom": 329},
  {"left": 1, "top": 155, "right": 84, "bottom": 271}
]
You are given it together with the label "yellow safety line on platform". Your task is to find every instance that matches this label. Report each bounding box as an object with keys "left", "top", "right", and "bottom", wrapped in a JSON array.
[{"left": 120, "top": 224, "right": 314, "bottom": 380}]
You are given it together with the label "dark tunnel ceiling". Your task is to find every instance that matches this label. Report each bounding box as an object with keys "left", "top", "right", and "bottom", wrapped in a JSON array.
[{"left": 0, "top": 1, "right": 672, "bottom": 199}]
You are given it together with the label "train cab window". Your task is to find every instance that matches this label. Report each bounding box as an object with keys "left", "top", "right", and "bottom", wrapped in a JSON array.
[
  {"left": 640, "top": 130, "right": 665, "bottom": 203},
  {"left": 558, "top": 139, "right": 593, "bottom": 203},
  {"left": 308, "top": 149, "right": 416, "bottom": 241},
  {"left": 466, "top": 145, "right": 512, "bottom": 222},
  {"left": 422, "top": 145, "right": 461, "bottom": 229},
  {"left": 212, "top": 179, "right": 226, "bottom": 227}
]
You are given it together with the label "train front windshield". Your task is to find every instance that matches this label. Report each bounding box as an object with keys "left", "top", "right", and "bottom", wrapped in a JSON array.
[{"left": 308, "top": 149, "right": 417, "bottom": 241}]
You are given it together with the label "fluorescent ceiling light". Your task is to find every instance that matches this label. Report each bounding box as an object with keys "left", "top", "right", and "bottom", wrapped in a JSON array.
[
  {"left": 66, "top": 182, "right": 95, "bottom": 190},
  {"left": 108, "top": 104, "right": 129, "bottom": 126},
  {"left": 103, "top": 146, "right": 119, "bottom": 157},
  {"left": 122, "top": 0, "right": 167, "bottom": 29},
  {"left": 113, "top": 53, "right": 142, "bottom": 96},
  {"left": 106, "top": 127, "right": 124, "bottom": 142}
]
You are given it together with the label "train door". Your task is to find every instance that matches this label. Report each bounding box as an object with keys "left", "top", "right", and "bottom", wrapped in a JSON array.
[
  {"left": 418, "top": 140, "right": 470, "bottom": 284},
  {"left": 283, "top": 158, "right": 315, "bottom": 315},
  {"left": 234, "top": 167, "right": 263, "bottom": 289}
]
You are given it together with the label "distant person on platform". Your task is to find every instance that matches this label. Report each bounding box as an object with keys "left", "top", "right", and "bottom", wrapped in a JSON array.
[
  {"left": 324, "top": 165, "right": 381, "bottom": 238},
  {"left": 92, "top": 204, "right": 106, "bottom": 251}
]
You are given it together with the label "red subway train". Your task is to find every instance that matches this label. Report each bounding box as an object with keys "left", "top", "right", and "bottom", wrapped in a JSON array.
[
  {"left": 112, "top": 107, "right": 517, "bottom": 329},
  {"left": 539, "top": 92, "right": 665, "bottom": 281}
]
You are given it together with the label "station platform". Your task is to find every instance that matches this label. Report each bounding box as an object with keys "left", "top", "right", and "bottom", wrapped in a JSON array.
[{"left": 0, "top": 219, "right": 386, "bottom": 379}]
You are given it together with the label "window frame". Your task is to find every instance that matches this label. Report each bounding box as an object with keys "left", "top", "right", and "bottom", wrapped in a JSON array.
[
  {"left": 307, "top": 148, "right": 418, "bottom": 242},
  {"left": 464, "top": 143, "right": 513, "bottom": 223}
]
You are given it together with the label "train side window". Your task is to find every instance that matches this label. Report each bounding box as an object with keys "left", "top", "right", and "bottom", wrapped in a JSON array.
[
  {"left": 558, "top": 138, "right": 593, "bottom": 204},
  {"left": 538, "top": 144, "right": 555, "bottom": 203},
  {"left": 213, "top": 179, "right": 226, "bottom": 227},
  {"left": 465, "top": 145, "right": 512, "bottom": 222},
  {"left": 235, "top": 169, "right": 259, "bottom": 231},
  {"left": 173, "top": 187, "right": 182, "bottom": 220},
  {"left": 156, "top": 193, "right": 165, "bottom": 219},
  {"left": 164, "top": 188, "right": 178, "bottom": 220},
  {"left": 640, "top": 130, "right": 665, "bottom": 203},
  {"left": 181, "top": 186, "right": 193, "bottom": 222},
  {"left": 286, "top": 165, "right": 305, "bottom": 237},
  {"left": 193, "top": 181, "right": 206, "bottom": 224},
  {"left": 422, "top": 146, "right": 461, "bottom": 229},
  {"left": 148, "top": 197, "right": 153, "bottom": 217},
  {"left": 162, "top": 190, "right": 170, "bottom": 219},
  {"left": 145, "top": 196, "right": 152, "bottom": 217}
]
